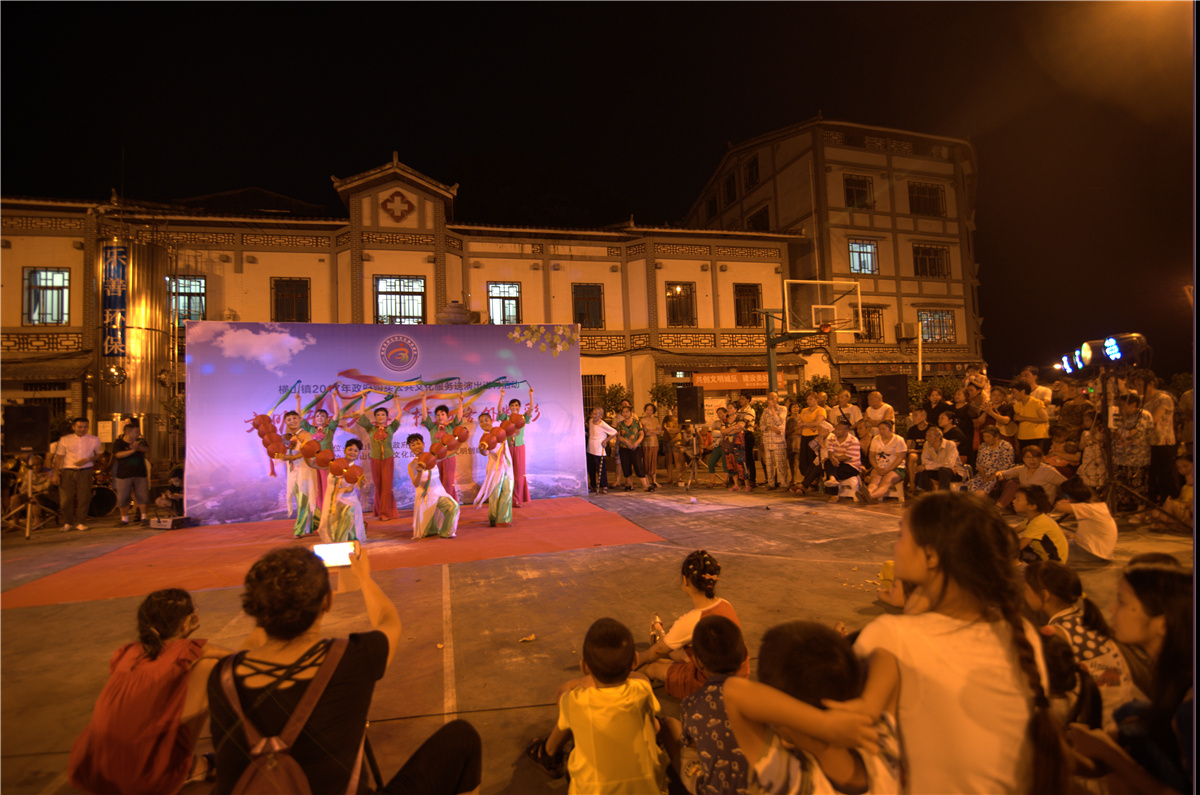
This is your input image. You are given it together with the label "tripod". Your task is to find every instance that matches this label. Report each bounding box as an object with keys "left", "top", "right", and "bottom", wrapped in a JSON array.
[{"left": 1, "top": 467, "right": 59, "bottom": 539}]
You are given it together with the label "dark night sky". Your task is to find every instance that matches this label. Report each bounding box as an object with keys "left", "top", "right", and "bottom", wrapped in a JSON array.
[{"left": 3, "top": 3, "right": 1193, "bottom": 380}]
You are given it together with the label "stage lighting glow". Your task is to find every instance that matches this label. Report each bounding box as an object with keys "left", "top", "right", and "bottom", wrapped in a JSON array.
[
  {"left": 1073, "top": 349, "right": 1084, "bottom": 369},
  {"left": 1080, "top": 340, "right": 1103, "bottom": 366},
  {"left": 1104, "top": 337, "right": 1121, "bottom": 360},
  {"left": 1061, "top": 356, "right": 1074, "bottom": 374}
]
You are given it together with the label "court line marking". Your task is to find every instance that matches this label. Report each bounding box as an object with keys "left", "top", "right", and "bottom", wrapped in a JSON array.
[{"left": 442, "top": 563, "right": 457, "bottom": 723}]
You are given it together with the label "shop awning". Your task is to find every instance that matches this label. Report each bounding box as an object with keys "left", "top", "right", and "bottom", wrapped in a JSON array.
[{"left": 0, "top": 355, "right": 91, "bottom": 381}]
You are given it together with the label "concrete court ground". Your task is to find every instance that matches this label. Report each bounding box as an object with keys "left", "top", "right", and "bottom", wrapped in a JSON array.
[{"left": 1, "top": 487, "right": 1193, "bottom": 795}]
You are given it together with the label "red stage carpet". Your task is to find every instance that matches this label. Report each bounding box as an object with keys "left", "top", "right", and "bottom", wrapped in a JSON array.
[{"left": 1, "top": 498, "right": 659, "bottom": 609}]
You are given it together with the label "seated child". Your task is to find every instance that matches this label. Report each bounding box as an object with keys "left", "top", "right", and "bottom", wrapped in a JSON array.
[
  {"left": 669, "top": 615, "right": 751, "bottom": 795},
  {"left": 723, "top": 621, "right": 898, "bottom": 794},
  {"left": 526, "top": 617, "right": 669, "bottom": 794},
  {"left": 1014, "top": 486, "right": 1069, "bottom": 563},
  {"left": 1053, "top": 477, "right": 1118, "bottom": 562},
  {"left": 1043, "top": 426, "right": 1081, "bottom": 478},
  {"left": 68, "top": 589, "right": 231, "bottom": 794}
]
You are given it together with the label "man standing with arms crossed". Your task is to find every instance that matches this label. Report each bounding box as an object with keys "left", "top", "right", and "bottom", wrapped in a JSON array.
[{"left": 51, "top": 417, "right": 103, "bottom": 532}]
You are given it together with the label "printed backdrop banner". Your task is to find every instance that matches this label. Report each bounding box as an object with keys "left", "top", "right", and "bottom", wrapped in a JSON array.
[{"left": 184, "top": 321, "right": 586, "bottom": 524}]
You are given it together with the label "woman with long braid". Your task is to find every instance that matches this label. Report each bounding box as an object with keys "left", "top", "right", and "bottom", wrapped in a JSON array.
[{"left": 842, "top": 491, "right": 1068, "bottom": 795}]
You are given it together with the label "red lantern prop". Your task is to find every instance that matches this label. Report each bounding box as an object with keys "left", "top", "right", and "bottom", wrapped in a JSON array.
[
  {"left": 251, "top": 414, "right": 273, "bottom": 428},
  {"left": 300, "top": 440, "right": 321, "bottom": 459},
  {"left": 329, "top": 458, "right": 349, "bottom": 477},
  {"left": 511, "top": 415, "right": 526, "bottom": 430},
  {"left": 264, "top": 432, "right": 283, "bottom": 446},
  {"left": 444, "top": 438, "right": 460, "bottom": 453},
  {"left": 314, "top": 449, "right": 335, "bottom": 467},
  {"left": 438, "top": 431, "right": 456, "bottom": 447},
  {"left": 419, "top": 452, "right": 438, "bottom": 469},
  {"left": 430, "top": 442, "right": 447, "bottom": 460},
  {"left": 500, "top": 420, "right": 517, "bottom": 436},
  {"left": 481, "top": 432, "right": 497, "bottom": 450},
  {"left": 492, "top": 428, "right": 508, "bottom": 445},
  {"left": 453, "top": 426, "right": 470, "bottom": 443},
  {"left": 344, "top": 464, "right": 363, "bottom": 484},
  {"left": 267, "top": 441, "right": 287, "bottom": 457},
  {"left": 257, "top": 424, "right": 273, "bottom": 438}
]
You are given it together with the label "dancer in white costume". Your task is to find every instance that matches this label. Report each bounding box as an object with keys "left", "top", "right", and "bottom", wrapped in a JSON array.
[
  {"left": 473, "top": 413, "right": 513, "bottom": 527},
  {"left": 278, "top": 410, "right": 321, "bottom": 538},
  {"left": 406, "top": 433, "right": 460, "bottom": 539},
  {"left": 319, "top": 439, "right": 367, "bottom": 544}
]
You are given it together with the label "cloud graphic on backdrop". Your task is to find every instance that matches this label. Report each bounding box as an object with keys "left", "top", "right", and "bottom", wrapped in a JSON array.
[
  {"left": 187, "top": 322, "right": 231, "bottom": 345},
  {"left": 203, "top": 325, "right": 316, "bottom": 375}
]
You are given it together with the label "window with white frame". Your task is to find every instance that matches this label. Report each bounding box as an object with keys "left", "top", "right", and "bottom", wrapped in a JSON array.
[
  {"left": 22, "top": 268, "right": 70, "bottom": 325},
  {"left": 169, "top": 276, "right": 206, "bottom": 325},
  {"left": 848, "top": 240, "right": 878, "bottom": 275},
  {"left": 918, "top": 309, "right": 955, "bottom": 343},
  {"left": 488, "top": 282, "right": 522, "bottom": 325},
  {"left": 375, "top": 276, "right": 426, "bottom": 324}
]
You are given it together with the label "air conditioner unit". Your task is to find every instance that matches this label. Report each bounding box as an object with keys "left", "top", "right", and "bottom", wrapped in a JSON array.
[{"left": 896, "top": 323, "right": 919, "bottom": 340}]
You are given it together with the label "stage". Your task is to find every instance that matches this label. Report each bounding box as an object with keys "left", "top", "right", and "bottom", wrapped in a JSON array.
[{"left": 0, "top": 497, "right": 660, "bottom": 609}]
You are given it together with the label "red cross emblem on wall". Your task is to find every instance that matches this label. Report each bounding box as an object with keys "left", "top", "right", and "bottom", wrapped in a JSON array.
[{"left": 381, "top": 190, "right": 415, "bottom": 222}]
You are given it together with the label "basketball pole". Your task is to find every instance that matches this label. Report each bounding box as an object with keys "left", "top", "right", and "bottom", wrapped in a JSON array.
[{"left": 757, "top": 309, "right": 832, "bottom": 395}]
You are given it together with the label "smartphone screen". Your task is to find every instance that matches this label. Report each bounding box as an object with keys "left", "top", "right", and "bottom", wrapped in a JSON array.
[{"left": 313, "top": 542, "right": 356, "bottom": 567}]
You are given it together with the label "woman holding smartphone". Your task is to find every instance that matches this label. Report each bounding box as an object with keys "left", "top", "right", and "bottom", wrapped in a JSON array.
[{"left": 207, "top": 545, "right": 482, "bottom": 794}]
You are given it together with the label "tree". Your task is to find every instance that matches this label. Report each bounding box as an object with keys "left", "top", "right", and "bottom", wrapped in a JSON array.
[
  {"left": 648, "top": 383, "right": 678, "bottom": 415},
  {"left": 602, "top": 383, "right": 633, "bottom": 419},
  {"left": 803, "top": 374, "right": 836, "bottom": 399}
]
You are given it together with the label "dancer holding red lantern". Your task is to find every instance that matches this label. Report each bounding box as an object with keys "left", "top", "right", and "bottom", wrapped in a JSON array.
[
  {"left": 419, "top": 391, "right": 466, "bottom": 503},
  {"left": 276, "top": 410, "right": 321, "bottom": 538},
  {"left": 319, "top": 439, "right": 367, "bottom": 544},
  {"left": 496, "top": 385, "right": 536, "bottom": 507},
  {"left": 354, "top": 394, "right": 403, "bottom": 521},
  {"left": 473, "top": 412, "right": 514, "bottom": 527},
  {"left": 406, "top": 433, "right": 461, "bottom": 539}
]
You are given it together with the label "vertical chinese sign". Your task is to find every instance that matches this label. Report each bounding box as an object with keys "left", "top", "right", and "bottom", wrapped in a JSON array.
[{"left": 102, "top": 244, "right": 128, "bottom": 357}]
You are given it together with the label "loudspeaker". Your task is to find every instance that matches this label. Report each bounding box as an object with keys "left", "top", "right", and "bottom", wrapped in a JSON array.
[
  {"left": 675, "top": 386, "right": 705, "bottom": 424},
  {"left": 2, "top": 405, "right": 52, "bottom": 455},
  {"left": 150, "top": 515, "right": 191, "bottom": 530},
  {"left": 875, "top": 374, "right": 910, "bottom": 416}
]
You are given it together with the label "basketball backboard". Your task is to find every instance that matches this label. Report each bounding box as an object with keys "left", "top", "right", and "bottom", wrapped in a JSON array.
[{"left": 783, "top": 280, "right": 862, "bottom": 334}]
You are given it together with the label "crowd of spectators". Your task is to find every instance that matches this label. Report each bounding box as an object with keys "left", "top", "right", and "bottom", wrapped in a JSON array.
[{"left": 588, "top": 365, "right": 1193, "bottom": 532}]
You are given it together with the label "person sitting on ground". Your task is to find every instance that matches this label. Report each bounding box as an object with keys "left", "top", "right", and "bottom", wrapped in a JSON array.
[
  {"left": 1139, "top": 454, "right": 1193, "bottom": 531},
  {"left": 1038, "top": 633, "right": 1103, "bottom": 732},
  {"left": 1014, "top": 486, "right": 1069, "bottom": 564},
  {"left": 638, "top": 550, "right": 751, "bottom": 700},
  {"left": 154, "top": 467, "right": 185, "bottom": 517},
  {"left": 1023, "top": 561, "right": 1138, "bottom": 732},
  {"left": 69, "top": 589, "right": 233, "bottom": 794},
  {"left": 724, "top": 621, "right": 898, "bottom": 794},
  {"left": 1067, "top": 564, "right": 1193, "bottom": 795},
  {"left": 207, "top": 545, "right": 481, "bottom": 795},
  {"left": 962, "top": 426, "right": 1014, "bottom": 497},
  {"left": 994, "top": 445, "right": 1068, "bottom": 510},
  {"left": 1043, "top": 425, "right": 1081, "bottom": 479},
  {"left": 526, "top": 617, "right": 669, "bottom": 793},
  {"left": 904, "top": 408, "right": 931, "bottom": 491},
  {"left": 859, "top": 421, "right": 907, "bottom": 504},
  {"left": 848, "top": 491, "right": 1068, "bottom": 795},
  {"left": 915, "top": 426, "right": 967, "bottom": 493},
  {"left": 660, "top": 615, "right": 752, "bottom": 795},
  {"left": 1053, "top": 477, "right": 1118, "bottom": 562}
]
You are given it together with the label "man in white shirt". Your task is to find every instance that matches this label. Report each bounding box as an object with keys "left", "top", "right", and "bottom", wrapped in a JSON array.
[{"left": 51, "top": 417, "right": 104, "bottom": 532}]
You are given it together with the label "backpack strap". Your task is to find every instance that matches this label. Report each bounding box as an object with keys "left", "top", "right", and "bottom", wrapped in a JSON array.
[{"left": 218, "top": 638, "right": 349, "bottom": 756}]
